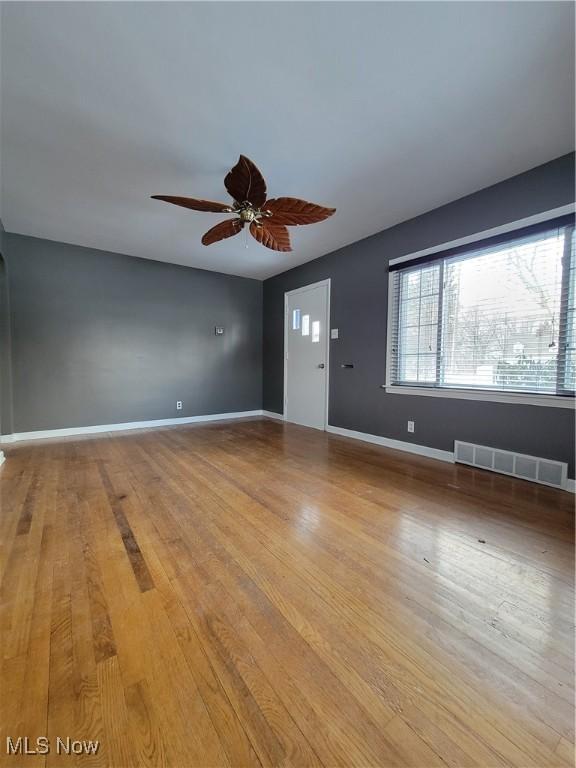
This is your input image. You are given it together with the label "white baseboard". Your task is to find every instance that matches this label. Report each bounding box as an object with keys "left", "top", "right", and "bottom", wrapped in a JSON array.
[
  {"left": 326, "top": 424, "right": 454, "bottom": 464},
  {"left": 2, "top": 416, "right": 573, "bottom": 493},
  {"left": 262, "top": 410, "right": 285, "bottom": 420},
  {"left": 0, "top": 410, "right": 264, "bottom": 444},
  {"left": 327, "top": 424, "right": 454, "bottom": 463}
]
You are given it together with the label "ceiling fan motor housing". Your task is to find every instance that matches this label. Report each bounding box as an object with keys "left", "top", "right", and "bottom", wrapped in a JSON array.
[{"left": 239, "top": 205, "right": 258, "bottom": 223}]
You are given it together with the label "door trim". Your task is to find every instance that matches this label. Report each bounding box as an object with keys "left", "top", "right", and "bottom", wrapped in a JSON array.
[{"left": 283, "top": 279, "right": 331, "bottom": 430}]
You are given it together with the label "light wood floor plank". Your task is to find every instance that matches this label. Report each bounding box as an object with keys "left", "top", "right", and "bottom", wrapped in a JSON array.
[{"left": 0, "top": 418, "right": 573, "bottom": 767}]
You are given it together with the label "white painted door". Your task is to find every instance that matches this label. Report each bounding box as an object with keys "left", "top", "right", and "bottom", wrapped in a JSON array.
[{"left": 285, "top": 280, "right": 329, "bottom": 430}]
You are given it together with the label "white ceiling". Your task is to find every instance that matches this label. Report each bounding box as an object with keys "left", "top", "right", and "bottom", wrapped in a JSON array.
[{"left": 1, "top": 2, "right": 574, "bottom": 279}]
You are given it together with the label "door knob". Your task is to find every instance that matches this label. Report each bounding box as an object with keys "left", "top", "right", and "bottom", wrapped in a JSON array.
[{"left": 318, "top": 363, "right": 325, "bottom": 369}]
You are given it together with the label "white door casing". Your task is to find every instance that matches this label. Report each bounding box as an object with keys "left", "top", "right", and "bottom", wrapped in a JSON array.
[{"left": 284, "top": 279, "right": 330, "bottom": 430}]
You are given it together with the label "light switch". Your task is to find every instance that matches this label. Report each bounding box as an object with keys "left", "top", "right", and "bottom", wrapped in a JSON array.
[{"left": 330, "top": 328, "right": 339, "bottom": 340}]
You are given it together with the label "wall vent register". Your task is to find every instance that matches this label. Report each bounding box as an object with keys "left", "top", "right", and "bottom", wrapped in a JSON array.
[{"left": 454, "top": 440, "right": 568, "bottom": 489}]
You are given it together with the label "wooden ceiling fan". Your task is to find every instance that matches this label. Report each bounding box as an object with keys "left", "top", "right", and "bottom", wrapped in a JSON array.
[{"left": 152, "top": 155, "right": 335, "bottom": 252}]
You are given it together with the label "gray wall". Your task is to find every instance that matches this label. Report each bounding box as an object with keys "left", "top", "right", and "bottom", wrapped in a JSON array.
[
  {"left": 0, "top": 219, "right": 14, "bottom": 435},
  {"left": 5, "top": 234, "right": 262, "bottom": 432},
  {"left": 263, "top": 153, "right": 576, "bottom": 478}
]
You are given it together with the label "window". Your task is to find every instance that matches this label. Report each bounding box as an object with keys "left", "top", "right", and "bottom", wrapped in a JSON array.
[
  {"left": 292, "top": 309, "right": 301, "bottom": 331},
  {"left": 388, "top": 216, "right": 575, "bottom": 400},
  {"left": 312, "top": 320, "right": 320, "bottom": 343},
  {"left": 302, "top": 314, "right": 310, "bottom": 336}
]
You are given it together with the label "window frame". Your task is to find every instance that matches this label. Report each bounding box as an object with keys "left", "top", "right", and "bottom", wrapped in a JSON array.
[{"left": 384, "top": 208, "right": 576, "bottom": 409}]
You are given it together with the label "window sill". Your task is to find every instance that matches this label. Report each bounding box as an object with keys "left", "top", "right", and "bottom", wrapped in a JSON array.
[{"left": 383, "top": 385, "right": 575, "bottom": 409}]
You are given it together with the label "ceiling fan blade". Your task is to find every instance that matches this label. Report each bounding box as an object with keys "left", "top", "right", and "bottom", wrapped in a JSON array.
[
  {"left": 151, "top": 195, "right": 232, "bottom": 213},
  {"left": 249, "top": 221, "right": 292, "bottom": 252},
  {"left": 224, "top": 155, "right": 267, "bottom": 207},
  {"left": 201, "top": 218, "right": 244, "bottom": 246},
  {"left": 264, "top": 197, "right": 336, "bottom": 226}
]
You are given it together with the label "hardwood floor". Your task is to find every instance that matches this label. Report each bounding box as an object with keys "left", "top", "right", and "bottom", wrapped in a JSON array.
[{"left": 0, "top": 417, "right": 574, "bottom": 767}]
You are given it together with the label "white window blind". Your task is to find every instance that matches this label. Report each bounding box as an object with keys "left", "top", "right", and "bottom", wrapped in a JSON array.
[{"left": 389, "top": 217, "right": 575, "bottom": 397}]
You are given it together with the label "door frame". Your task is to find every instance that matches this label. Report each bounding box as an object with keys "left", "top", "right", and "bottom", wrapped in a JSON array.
[{"left": 283, "top": 278, "right": 331, "bottom": 430}]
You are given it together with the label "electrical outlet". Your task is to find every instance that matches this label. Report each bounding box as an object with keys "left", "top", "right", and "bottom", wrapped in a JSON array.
[
  {"left": 407, "top": 420, "right": 415, "bottom": 433},
  {"left": 176, "top": 400, "right": 183, "bottom": 410}
]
